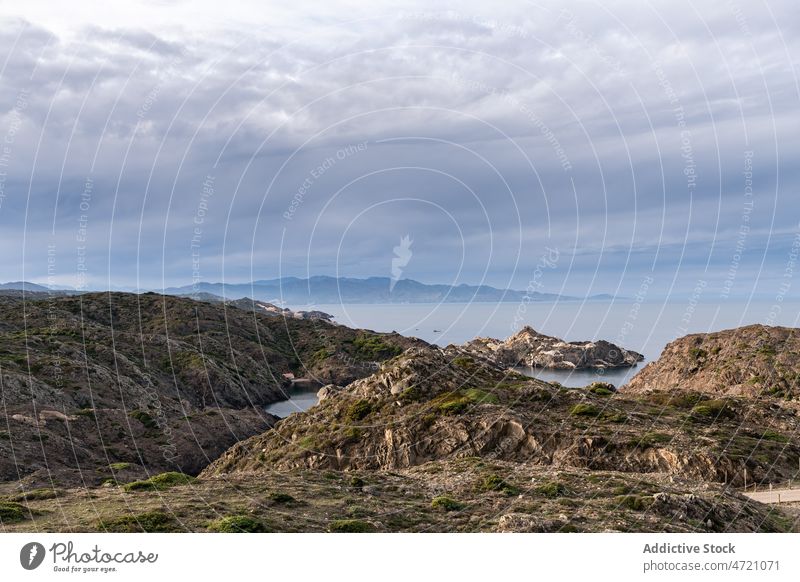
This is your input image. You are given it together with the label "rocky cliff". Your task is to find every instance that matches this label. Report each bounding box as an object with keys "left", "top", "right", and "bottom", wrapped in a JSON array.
[
  {"left": 624, "top": 324, "right": 800, "bottom": 397},
  {"left": 458, "top": 326, "right": 644, "bottom": 369}
]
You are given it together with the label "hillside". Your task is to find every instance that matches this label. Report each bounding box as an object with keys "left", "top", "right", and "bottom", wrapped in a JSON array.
[
  {"left": 204, "top": 346, "right": 800, "bottom": 485},
  {"left": 624, "top": 325, "right": 800, "bottom": 397},
  {"left": 0, "top": 292, "right": 423, "bottom": 487},
  {"left": 2, "top": 307, "right": 800, "bottom": 532}
]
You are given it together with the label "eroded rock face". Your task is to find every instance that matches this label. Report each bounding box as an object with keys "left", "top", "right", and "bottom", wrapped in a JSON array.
[
  {"left": 624, "top": 324, "right": 800, "bottom": 397},
  {"left": 459, "top": 326, "right": 644, "bottom": 369},
  {"left": 202, "top": 345, "right": 800, "bottom": 487}
]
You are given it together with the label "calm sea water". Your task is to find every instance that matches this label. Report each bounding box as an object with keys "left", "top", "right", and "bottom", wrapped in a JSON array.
[{"left": 265, "top": 299, "right": 800, "bottom": 416}]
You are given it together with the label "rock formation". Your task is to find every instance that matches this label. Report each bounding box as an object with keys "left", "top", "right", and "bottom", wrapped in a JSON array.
[
  {"left": 458, "top": 326, "right": 644, "bottom": 369},
  {"left": 624, "top": 324, "right": 800, "bottom": 397},
  {"left": 203, "top": 345, "right": 800, "bottom": 488}
]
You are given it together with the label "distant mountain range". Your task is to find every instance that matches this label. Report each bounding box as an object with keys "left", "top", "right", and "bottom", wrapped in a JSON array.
[
  {"left": 163, "top": 276, "right": 613, "bottom": 305},
  {"left": 0, "top": 277, "right": 620, "bottom": 304},
  {"left": 0, "top": 281, "right": 52, "bottom": 292}
]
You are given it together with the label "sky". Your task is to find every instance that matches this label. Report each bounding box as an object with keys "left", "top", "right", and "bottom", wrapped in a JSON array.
[{"left": 0, "top": 0, "right": 797, "bottom": 299}]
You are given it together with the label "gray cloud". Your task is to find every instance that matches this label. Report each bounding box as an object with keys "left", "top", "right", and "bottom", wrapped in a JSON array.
[{"left": 0, "top": 0, "right": 797, "bottom": 299}]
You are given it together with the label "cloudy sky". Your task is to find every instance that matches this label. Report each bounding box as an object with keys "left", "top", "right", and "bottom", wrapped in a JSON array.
[{"left": 0, "top": 0, "right": 797, "bottom": 298}]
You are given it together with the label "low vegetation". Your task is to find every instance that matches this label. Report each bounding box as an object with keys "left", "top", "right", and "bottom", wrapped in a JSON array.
[
  {"left": 478, "top": 474, "right": 518, "bottom": 496},
  {"left": 433, "top": 389, "right": 499, "bottom": 415},
  {"left": 431, "top": 495, "right": 464, "bottom": 511},
  {"left": 615, "top": 494, "right": 654, "bottom": 511},
  {"left": 570, "top": 403, "right": 601, "bottom": 417},
  {"left": 10, "top": 488, "right": 60, "bottom": 502},
  {"left": 587, "top": 382, "right": 616, "bottom": 396},
  {"left": 0, "top": 501, "right": 29, "bottom": 523},
  {"left": 535, "top": 481, "right": 569, "bottom": 498},
  {"left": 345, "top": 399, "right": 374, "bottom": 422},
  {"left": 352, "top": 335, "right": 403, "bottom": 360},
  {"left": 691, "top": 399, "right": 735, "bottom": 420},
  {"left": 123, "top": 472, "right": 196, "bottom": 492},
  {"left": 207, "top": 515, "right": 269, "bottom": 533},
  {"left": 129, "top": 409, "right": 158, "bottom": 430}
]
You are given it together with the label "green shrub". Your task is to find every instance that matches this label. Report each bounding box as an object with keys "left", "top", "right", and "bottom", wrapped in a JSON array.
[
  {"left": 399, "top": 386, "right": 424, "bottom": 402},
  {"left": 129, "top": 409, "right": 158, "bottom": 430},
  {"left": 311, "top": 347, "right": 333, "bottom": 363},
  {"left": 691, "top": 399, "right": 735, "bottom": 420},
  {"left": 433, "top": 389, "right": 498, "bottom": 415},
  {"left": 688, "top": 347, "right": 707, "bottom": 361},
  {"left": 207, "top": 515, "right": 269, "bottom": 533},
  {"left": 478, "top": 474, "right": 518, "bottom": 496},
  {"left": 434, "top": 393, "right": 471, "bottom": 414},
  {"left": 431, "top": 496, "right": 464, "bottom": 511},
  {"left": 631, "top": 432, "right": 673, "bottom": 448},
  {"left": 269, "top": 492, "right": 296, "bottom": 504},
  {"left": 297, "top": 435, "right": 317, "bottom": 449},
  {"left": 757, "top": 345, "right": 777, "bottom": 357},
  {"left": 342, "top": 426, "right": 363, "bottom": 443},
  {"left": 97, "top": 511, "right": 180, "bottom": 532},
  {"left": 570, "top": 403, "right": 601, "bottom": 417},
  {"left": 108, "top": 462, "right": 131, "bottom": 471},
  {"left": 451, "top": 356, "right": 475, "bottom": 369},
  {"left": 123, "top": 472, "right": 196, "bottom": 492},
  {"left": 328, "top": 519, "right": 375, "bottom": 533},
  {"left": 761, "top": 430, "right": 789, "bottom": 443},
  {"left": 616, "top": 494, "right": 654, "bottom": 511},
  {"left": 10, "top": 488, "right": 59, "bottom": 501},
  {"left": 587, "top": 382, "right": 616, "bottom": 396},
  {"left": 0, "top": 501, "right": 28, "bottom": 523},
  {"left": 352, "top": 335, "right": 402, "bottom": 360},
  {"left": 463, "top": 388, "right": 499, "bottom": 405},
  {"left": 349, "top": 476, "right": 365, "bottom": 489},
  {"left": 535, "top": 481, "right": 569, "bottom": 498},
  {"left": 647, "top": 392, "right": 705, "bottom": 409},
  {"left": 345, "top": 399, "right": 374, "bottom": 422}
]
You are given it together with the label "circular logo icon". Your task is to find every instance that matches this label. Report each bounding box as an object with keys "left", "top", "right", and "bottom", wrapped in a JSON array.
[{"left": 20, "top": 542, "right": 46, "bottom": 570}]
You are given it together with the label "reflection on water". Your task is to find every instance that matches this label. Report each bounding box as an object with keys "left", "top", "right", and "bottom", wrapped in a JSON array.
[
  {"left": 265, "top": 386, "right": 320, "bottom": 417},
  {"left": 518, "top": 364, "right": 643, "bottom": 389}
]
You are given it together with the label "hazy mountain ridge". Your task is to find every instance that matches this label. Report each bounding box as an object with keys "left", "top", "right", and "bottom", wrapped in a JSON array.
[{"left": 163, "top": 276, "right": 594, "bottom": 304}]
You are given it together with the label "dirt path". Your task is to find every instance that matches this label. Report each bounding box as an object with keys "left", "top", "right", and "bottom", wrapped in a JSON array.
[{"left": 743, "top": 488, "right": 800, "bottom": 504}]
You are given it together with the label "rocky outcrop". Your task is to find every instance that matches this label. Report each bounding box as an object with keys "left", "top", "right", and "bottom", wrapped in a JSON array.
[
  {"left": 458, "top": 326, "right": 644, "bottom": 369},
  {"left": 624, "top": 324, "right": 800, "bottom": 397},
  {"left": 202, "top": 345, "right": 800, "bottom": 487},
  {"left": 181, "top": 292, "right": 335, "bottom": 321},
  {"left": 226, "top": 297, "right": 335, "bottom": 321}
]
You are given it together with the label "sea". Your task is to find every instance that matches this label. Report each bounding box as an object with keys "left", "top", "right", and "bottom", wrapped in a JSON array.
[{"left": 265, "top": 299, "right": 800, "bottom": 416}]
